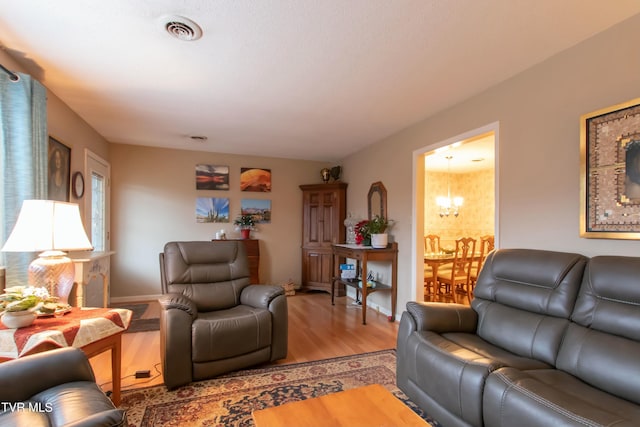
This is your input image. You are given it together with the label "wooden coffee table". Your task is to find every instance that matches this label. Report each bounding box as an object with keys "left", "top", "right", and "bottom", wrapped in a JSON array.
[{"left": 252, "top": 384, "right": 429, "bottom": 427}]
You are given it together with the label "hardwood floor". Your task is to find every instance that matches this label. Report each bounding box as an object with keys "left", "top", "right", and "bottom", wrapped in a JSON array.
[{"left": 90, "top": 292, "right": 400, "bottom": 393}]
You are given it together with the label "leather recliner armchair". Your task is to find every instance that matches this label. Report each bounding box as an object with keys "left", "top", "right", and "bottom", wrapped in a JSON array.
[
  {"left": 0, "top": 347, "right": 126, "bottom": 427},
  {"left": 159, "top": 241, "right": 288, "bottom": 390}
]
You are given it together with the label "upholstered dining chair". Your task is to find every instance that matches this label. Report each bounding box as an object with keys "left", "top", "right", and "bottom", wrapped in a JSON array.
[
  {"left": 469, "top": 235, "right": 495, "bottom": 293},
  {"left": 159, "top": 241, "right": 288, "bottom": 390},
  {"left": 423, "top": 234, "right": 441, "bottom": 301},
  {"left": 436, "top": 237, "right": 477, "bottom": 303},
  {"left": 424, "top": 234, "right": 441, "bottom": 254}
]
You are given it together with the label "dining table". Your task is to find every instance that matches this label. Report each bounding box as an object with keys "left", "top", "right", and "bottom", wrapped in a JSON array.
[{"left": 423, "top": 253, "right": 456, "bottom": 295}]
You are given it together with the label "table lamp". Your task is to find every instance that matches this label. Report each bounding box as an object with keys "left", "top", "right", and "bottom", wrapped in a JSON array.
[{"left": 1, "top": 200, "right": 93, "bottom": 304}]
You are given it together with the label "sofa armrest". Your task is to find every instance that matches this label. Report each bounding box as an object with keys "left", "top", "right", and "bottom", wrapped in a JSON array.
[
  {"left": 240, "top": 285, "right": 285, "bottom": 309},
  {"left": 406, "top": 301, "right": 478, "bottom": 333},
  {"left": 0, "top": 348, "right": 95, "bottom": 402},
  {"left": 159, "top": 293, "right": 197, "bottom": 320}
]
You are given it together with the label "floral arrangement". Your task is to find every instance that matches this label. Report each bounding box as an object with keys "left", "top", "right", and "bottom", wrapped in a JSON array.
[
  {"left": 233, "top": 214, "right": 257, "bottom": 230},
  {"left": 0, "top": 286, "right": 59, "bottom": 314},
  {"left": 354, "top": 215, "right": 390, "bottom": 245},
  {"left": 354, "top": 220, "right": 370, "bottom": 245}
]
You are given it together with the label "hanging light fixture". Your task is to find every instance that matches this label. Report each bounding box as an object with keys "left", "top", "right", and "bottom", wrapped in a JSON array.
[{"left": 436, "top": 156, "right": 463, "bottom": 217}]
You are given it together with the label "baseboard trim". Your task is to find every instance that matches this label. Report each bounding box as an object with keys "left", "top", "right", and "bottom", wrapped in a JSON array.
[{"left": 110, "top": 294, "right": 163, "bottom": 304}]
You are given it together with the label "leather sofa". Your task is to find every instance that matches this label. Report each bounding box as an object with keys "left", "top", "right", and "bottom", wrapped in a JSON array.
[
  {"left": 0, "top": 347, "right": 126, "bottom": 427},
  {"left": 397, "top": 248, "right": 640, "bottom": 427},
  {"left": 159, "top": 241, "right": 288, "bottom": 390}
]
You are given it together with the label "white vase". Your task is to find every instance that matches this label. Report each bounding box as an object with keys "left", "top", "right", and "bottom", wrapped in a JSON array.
[
  {"left": 371, "top": 233, "right": 388, "bottom": 249},
  {"left": 1, "top": 310, "right": 36, "bottom": 329}
]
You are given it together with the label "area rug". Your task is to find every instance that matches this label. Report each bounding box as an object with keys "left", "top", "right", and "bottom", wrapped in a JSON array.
[
  {"left": 113, "top": 304, "right": 160, "bottom": 333},
  {"left": 120, "top": 349, "right": 441, "bottom": 427}
]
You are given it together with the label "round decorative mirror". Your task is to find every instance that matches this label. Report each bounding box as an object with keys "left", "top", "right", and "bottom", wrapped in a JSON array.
[{"left": 368, "top": 181, "right": 387, "bottom": 220}]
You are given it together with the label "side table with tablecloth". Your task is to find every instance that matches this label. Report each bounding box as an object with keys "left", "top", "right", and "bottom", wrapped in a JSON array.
[{"left": 0, "top": 307, "right": 131, "bottom": 405}]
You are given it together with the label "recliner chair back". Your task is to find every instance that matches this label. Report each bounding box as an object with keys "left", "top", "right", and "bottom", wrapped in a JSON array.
[{"left": 160, "top": 241, "right": 251, "bottom": 312}]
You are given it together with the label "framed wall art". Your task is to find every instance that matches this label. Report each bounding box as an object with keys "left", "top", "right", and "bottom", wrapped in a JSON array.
[
  {"left": 48, "top": 136, "right": 71, "bottom": 201},
  {"left": 196, "top": 164, "right": 229, "bottom": 190},
  {"left": 241, "top": 199, "right": 271, "bottom": 223},
  {"left": 240, "top": 168, "right": 271, "bottom": 192},
  {"left": 196, "top": 197, "right": 230, "bottom": 223},
  {"left": 580, "top": 97, "right": 640, "bottom": 239}
]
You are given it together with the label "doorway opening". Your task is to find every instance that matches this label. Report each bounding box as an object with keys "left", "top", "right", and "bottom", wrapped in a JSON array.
[{"left": 412, "top": 122, "right": 498, "bottom": 302}]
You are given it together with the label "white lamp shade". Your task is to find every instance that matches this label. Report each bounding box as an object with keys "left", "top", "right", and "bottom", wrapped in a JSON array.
[{"left": 1, "top": 200, "right": 93, "bottom": 252}]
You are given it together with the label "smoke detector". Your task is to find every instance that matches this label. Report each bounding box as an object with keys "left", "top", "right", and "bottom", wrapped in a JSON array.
[{"left": 163, "top": 16, "right": 202, "bottom": 41}]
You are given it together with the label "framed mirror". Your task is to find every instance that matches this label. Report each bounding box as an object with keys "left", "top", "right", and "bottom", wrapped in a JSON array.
[{"left": 368, "top": 181, "right": 387, "bottom": 220}]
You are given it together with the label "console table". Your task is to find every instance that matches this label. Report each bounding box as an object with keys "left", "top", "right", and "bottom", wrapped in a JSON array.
[{"left": 331, "top": 243, "right": 398, "bottom": 325}]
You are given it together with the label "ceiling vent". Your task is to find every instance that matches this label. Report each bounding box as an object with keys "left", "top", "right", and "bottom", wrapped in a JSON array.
[{"left": 163, "top": 16, "right": 202, "bottom": 41}]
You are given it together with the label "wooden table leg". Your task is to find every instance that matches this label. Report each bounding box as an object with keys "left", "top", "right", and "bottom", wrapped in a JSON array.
[{"left": 80, "top": 332, "right": 123, "bottom": 406}]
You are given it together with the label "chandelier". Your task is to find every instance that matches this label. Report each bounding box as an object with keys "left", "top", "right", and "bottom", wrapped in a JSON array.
[{"left": 436, "top": 156, "right": 463, "bottom": 217}]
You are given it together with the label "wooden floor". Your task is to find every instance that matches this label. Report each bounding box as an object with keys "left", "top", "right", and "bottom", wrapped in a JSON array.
[{"left": 90, "top": 292, "right": 400, "bottom": 393}]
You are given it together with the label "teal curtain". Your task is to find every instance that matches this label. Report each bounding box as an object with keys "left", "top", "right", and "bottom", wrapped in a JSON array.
[{"left": 0, "top": 71, "right": 48, "bottom": 287}]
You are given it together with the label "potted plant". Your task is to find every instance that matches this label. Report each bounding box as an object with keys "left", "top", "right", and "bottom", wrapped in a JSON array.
[
  {"left": 0, "top": 286, "right": 59, "bottom": 328},
  {"left": 233, "top": 214, "right": 257, "bottom": 239},
  {"left": 368, "top": 215, "right": 390, "bottom": 248}
]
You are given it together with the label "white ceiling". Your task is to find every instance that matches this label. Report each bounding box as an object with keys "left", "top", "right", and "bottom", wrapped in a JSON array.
[
  {"left": 1, "top": 1, "right": 639, "bottom": 162},
  {"left": 425, "top": 134, "right": 495, "bottom": 173}
]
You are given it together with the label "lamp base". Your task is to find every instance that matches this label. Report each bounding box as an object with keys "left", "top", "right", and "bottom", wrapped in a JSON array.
[{"left": 28, "top": 251, "right": 75, "bottom": 305}]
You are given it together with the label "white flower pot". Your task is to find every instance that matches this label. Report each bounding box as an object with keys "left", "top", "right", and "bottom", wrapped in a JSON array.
[
  {"left": 371, "top": 233, "right": 388, "bottom": 249},
  {"left": 2, "top": 310, "right": 36, "bottom": 329}
]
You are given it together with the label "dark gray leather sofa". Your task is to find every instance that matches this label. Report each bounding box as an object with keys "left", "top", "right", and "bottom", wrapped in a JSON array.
[
  {"left": 159, "top": 241, "right": 288, "bottom": 390},
  {"left": 0, "top": 347, "right": 126, "bottom": 427},
  {"left": 397, "top": 248, "right": 640, "bottom": 427}
]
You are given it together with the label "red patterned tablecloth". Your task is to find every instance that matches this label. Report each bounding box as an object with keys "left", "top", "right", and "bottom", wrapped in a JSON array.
[{"left": 0, "top": 307, "right": 132, "bottom": 359}]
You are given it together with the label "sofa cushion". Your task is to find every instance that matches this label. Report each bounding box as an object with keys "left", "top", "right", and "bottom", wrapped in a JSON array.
[
  {"left": 484, "top": 367, "right": 640, "bottom": 427},
  {"left": 472, "top": 249, "right": 587, "bottom": 364},
  {"left": 557, "top": 255, "right": 640, "bottom": 405},
  {"left": 407, "top": 330, "right": 550, "bottom": 427}
]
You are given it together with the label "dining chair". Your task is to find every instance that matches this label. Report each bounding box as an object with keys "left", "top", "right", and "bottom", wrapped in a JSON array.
[
  {"left": 469, "top": 235, "right": 495, "bottom": 293},
  {"left": 436, "top": 237, "right": 477, "bottom": 303},
  {"left": 424, "top": 234, "right": 441, "bottom": 254},
  {"left": 423, "top": 234, "right": 441, "bottom": 301}
]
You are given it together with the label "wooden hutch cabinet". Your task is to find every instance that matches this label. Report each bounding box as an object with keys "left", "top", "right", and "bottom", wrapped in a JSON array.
[{"left": 300, "top": 183, "right": 347, "bottom": 294}]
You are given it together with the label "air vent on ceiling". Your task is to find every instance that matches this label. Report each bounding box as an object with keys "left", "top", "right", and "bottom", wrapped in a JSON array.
[{"left": 164, "top": 16, "right": 202, "bottom": 41}]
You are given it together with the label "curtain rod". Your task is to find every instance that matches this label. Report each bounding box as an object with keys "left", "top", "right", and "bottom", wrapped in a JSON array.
[{"left": 0, "top": 64, "right": 20, "bottom": 82}]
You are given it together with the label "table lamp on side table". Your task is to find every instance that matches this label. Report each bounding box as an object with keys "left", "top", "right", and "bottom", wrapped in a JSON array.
[{"left": 1, "top": 200, "right": 93, "bottom": 305}]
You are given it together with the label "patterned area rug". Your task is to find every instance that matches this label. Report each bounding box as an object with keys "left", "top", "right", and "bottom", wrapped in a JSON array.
[
  {"left": 120, "top": 349, "right": 441, "bottom": 427},
  {"left": 113, "top": 304, "right": 160, "bottom": 333}
]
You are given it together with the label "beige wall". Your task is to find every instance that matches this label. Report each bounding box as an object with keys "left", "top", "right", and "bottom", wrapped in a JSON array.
[
  {"left": 109, "top": 143, "right": 329, "bottom": 300},
  {"left": 342, "top": 13, "right": 640, "bottom": 313},
  {"left": 425, "top": 169, "right": 495, "bottom": 249}
]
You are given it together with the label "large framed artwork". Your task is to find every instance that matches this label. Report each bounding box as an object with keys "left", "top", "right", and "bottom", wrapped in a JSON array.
[
  {"left": 580, "top": 97, "right": 640, "bottom": 239},
  {"left": 48, "top": 137, "right": 71, "bottom": 201}
]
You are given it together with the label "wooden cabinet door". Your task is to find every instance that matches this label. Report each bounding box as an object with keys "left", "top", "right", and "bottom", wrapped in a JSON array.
[
  {"left": 300, "top": 183, "right": 347, "bottom": 292},
  {"left": 303, "top": 188, "right": 341, "bottom": 247}
]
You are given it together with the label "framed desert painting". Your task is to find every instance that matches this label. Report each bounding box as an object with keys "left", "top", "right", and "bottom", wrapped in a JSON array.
[
  {"left": 580, "top": 97, "right": 640, "bottom": 239},
  {"left": 196, "top": 164, "right": 229, "bottom": 190},
  {"left": 240, "top": 168, "right": 271, "bottom": 192}
]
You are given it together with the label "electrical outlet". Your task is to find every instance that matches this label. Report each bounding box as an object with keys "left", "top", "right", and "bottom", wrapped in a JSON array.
[{"left": 135, "top": 370, "right": 151, "bottom": 378}]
